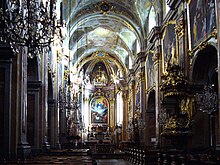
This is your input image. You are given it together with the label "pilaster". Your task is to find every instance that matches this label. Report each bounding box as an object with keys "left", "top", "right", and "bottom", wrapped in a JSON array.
[{"left": 0, "top": 47, "right": 13, "bottom": 159}]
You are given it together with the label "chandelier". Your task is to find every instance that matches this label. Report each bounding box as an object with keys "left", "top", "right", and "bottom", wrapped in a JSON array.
[
  {"left": 0, "top": 0, "right": 63, "bottom": 58},
  {"left": 195, "top": 84, "right": 217, "bottom": 114}
]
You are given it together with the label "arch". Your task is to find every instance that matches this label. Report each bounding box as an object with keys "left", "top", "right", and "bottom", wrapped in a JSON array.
[
  {"left": 190, "top": 45, "right": 218, "bottom": 149},
  {"left": 75, "top": 52, "right": 128, "bottom": 78},
  {"left": 27, "top": 57, "right": 39, "bottom": 81},
  {"left": 191, "top": 45, "right": 217, "bottom": 84}
]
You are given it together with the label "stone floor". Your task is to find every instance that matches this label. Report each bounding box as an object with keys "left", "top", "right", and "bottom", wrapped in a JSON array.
[
  {"left": 1, "top": 157, "right": 132, "bottom": 165},
  {"left": 96, "top": 159, "right": 131, "bottom": 165},
  {"left": 1, "top": 148, "right": 132, "bottom": 164}
]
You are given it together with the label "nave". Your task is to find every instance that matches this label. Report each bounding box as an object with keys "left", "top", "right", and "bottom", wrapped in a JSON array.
[{"left": 1, "top": 0, "right": 220, "bottom": 164}]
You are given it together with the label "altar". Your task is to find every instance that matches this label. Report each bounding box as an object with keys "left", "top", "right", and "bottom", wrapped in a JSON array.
[{"left": 87, "top": 131, "right": 112, "bottom": 142}]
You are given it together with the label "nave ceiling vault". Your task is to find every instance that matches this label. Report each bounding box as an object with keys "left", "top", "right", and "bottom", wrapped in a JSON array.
[{"left": 63, "top": 0, "right": 157, "bottom": 73}]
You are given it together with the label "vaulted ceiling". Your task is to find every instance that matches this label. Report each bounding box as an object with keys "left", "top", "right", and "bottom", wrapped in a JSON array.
[{"left": 62, "top": 0, "right": 161, "bottom": 77}]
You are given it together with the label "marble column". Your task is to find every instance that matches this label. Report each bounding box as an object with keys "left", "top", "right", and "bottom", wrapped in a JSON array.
[{"left": 153, "top": 49, "right": 161, "bottom": 147}]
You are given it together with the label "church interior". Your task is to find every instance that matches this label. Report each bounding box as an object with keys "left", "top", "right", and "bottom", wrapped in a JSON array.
[{"left": 0, "top": 0, "right": 220, "bottom": 164}]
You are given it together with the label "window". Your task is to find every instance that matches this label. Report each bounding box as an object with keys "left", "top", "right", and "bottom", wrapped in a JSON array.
[{"left": 148, "top": 6, "right": 156, "bottom": 32}]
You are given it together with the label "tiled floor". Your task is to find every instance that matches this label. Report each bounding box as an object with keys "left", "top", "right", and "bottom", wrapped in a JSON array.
[{"left": 96, "top": 159, "right": 131, "bottom": 165}]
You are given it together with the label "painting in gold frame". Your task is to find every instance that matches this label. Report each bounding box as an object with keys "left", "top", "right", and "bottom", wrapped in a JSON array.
[
  {"left": 90, "top": 96, "right": 109, "bottom": 123},
  {"left": 189, "top": 0, "right": 216, "bottom": 49},
  {"left": 162, "top": 22, "right": 177, "bottom": 74}
]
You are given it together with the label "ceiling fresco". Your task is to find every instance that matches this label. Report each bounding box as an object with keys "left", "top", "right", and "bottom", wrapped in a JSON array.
[{"left": 62, "top": 0, "right": 160, "bottom": 71}]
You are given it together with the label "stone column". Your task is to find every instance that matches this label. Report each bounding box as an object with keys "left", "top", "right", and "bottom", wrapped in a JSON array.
[
  {"left": 109, "top": 97, "right": 115, "bottom": 141},
  {"left": 59, "top": 89, "right": 67, "bottom": 145},
  {"left": 17, "top": 48, "right": 31, "bottom": 158},
  {"left": 129, "top": 71, "right": 135, "bottom": 141},
  {"left": 122, "top": 91, "right": 128, "bottom": 141},
  {"left": 83, "top": 97, "right": 89, "bottom": 141},
  {"left": 48, "top": 98, "right": 56, "bottom": 148},
  {"left": 42, "top": 51, "right": 50, "bottom": 150}
]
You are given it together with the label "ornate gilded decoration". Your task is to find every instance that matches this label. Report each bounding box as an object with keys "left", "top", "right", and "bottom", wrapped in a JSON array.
[
  {"left": 175, "top": 16, "right": 185, "bottom": 39},
  {"left": 210, "top": 28, "right": 217, "bottom": 39},
  {"left": 188, "top": 49, "right": 193, "bottom": 57},
  {"left": 152, "top": 51, "right": 160, "bottom": 65},
  {"left": 63, "top": 69, "right": 70, "bottom": 81},
  {"left": 56, "top": 50, "right": 63, "bottom": 63},
  {"left": 160, "top": 65, "right": 189, "bottom": 97},
  {"left": 198, "top": 42, "right": 211, "bottom": 51},
  {"left": 92, "top": 66, "right": 108, "bottom": 87},
  {"left": 189, "top": 34, "right": 216, "bottom": 57},
  {"left": 146, "top": 82, "right": 156, "bottom": 94},
  {"left": 92, "top": 89, "right": 104, "bottom": 97},
  {"left": 136, "top": 71, "right": 144, "bottom": 83},
  {"left": 160, "top": 63, "right": 192, "bottom": 141},
  {"left": 180, "top": 97, "right": 194, "bottom": 119},
  {"left": 161, "top": 114, "right": 192, "bottom": 136}
]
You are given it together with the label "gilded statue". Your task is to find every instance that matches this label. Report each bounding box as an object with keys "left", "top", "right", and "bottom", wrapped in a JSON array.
[
  {"left": 180, "top": 98, "right": 192, "bottom": 119},
  {"left": 168, "top": 42, "right": 178, "bottom": 65}
]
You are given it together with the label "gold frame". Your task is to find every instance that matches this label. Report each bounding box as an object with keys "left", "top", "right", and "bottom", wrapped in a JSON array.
[{"left": 187, "top": 0, "right": 217, "bottom": 55}]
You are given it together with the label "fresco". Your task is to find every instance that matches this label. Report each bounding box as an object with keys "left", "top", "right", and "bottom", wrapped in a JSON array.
[
  {"left": 189, "top": 0, "right": 216, "bottom": 48},
  {"left": 91, "top": 96, "right": 108, "bottom": 123}
]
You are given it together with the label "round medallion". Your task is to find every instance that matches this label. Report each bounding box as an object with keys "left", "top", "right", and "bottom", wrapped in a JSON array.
[{"left": 100, "top": 3, "right": 110, "bottom": 12}]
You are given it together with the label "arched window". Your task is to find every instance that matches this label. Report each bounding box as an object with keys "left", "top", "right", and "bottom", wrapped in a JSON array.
[{"left": 148, "top": 6, "right": 156, "bottom": 33}]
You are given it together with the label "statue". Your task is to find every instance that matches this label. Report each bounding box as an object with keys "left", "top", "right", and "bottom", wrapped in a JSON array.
[{"left": 168, "top": 42, "right": 178, "bottom": 65}]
